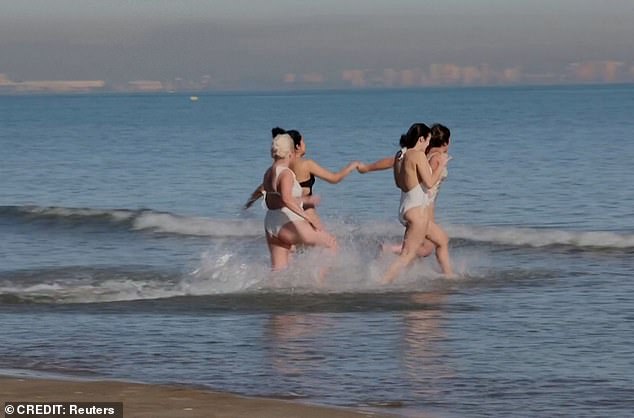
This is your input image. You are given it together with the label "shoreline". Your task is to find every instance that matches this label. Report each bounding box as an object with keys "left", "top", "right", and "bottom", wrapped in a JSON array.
[{"left": 0, "top": 375, "right": 401, "bottom": 418}]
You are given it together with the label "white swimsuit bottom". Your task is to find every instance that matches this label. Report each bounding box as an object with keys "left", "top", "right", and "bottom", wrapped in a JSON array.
[
  {"left": 398, "top": 185, "right": 432, "bottom": 226},
  {"left": 265, "top": 207, "right": 304, "bottom": 237}
]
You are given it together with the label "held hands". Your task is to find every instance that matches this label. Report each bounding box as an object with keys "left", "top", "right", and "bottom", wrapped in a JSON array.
[
  {"left": 356, "top": 156, "right": 394, "bottom": 174},
  {"left": 346, "top": 161, "right": 361, "bottom": 174}
]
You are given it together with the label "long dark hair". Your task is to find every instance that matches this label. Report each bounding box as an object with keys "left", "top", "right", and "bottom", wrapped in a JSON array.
[
  {"left": 399, "top": 123, "right": 431, "bottom": 149},
  {"left": 427, "top": 124, "right": 450, "bottom": 153},
  {"left": 272, "top": 127, "right": 302, "bottom": 149}
]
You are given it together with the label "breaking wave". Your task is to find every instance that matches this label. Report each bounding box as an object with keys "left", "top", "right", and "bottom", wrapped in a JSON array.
[{"left": 3, "top": 205, "right": 634, "bottom": 249}]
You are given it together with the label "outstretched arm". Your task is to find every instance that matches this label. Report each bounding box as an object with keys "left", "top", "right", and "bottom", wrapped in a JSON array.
[
  {"left": 244, "top": 184, "right": 264, "bottom": 209},
  {"left": 357, "top": 156, "right": 395, "bottom": 173},
  {"left": 307, "top": 160, "right": 360, "bottom": 184}
]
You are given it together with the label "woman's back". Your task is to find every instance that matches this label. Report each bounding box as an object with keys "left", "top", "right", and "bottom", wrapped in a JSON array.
[
  {"left": 263, "top": 165, "right": 302, "bottom": 210},
  {"left": 394, "top": 150, "right": 429, "bottom": 192},
  {"left": 289, "top": 158, "right": 310, "bottom": 180}
]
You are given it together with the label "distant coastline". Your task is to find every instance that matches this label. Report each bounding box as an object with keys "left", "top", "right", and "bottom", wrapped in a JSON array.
[
  {"left": 1, "top": 81, "right": 633, "bottom": 96},
  {"left": 3, "top": 59, "right": 634, "bottom": 95}
]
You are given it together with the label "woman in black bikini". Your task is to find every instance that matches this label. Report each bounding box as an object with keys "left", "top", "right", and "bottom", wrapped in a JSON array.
[{"left": 245, "top": 127, "right": 359, "bottom": 230}]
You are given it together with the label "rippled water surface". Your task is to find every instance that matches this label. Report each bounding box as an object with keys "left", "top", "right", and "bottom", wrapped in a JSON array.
[{"left": 1, "top": 86, "right": 633, "bottom": 417}]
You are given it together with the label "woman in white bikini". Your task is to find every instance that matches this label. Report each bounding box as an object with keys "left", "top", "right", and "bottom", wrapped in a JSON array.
[
  {"left": 379, "top": 123, "right": 452, "bottom": 284},
  {"left": 246, "top": 127, "right": 358, "bottom": 230},
  {"left": 262, "top": 134, "right": 337, "bottom": 271}
]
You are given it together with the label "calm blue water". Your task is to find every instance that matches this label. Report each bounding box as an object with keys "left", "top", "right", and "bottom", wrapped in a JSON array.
[{"left": 1, "top": 86, "right": 633, "bottom": 417}]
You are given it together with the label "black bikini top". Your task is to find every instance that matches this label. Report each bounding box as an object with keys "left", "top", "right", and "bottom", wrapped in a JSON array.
[{"left": 298, "top": 174, "right": 316, "bottom": 196}]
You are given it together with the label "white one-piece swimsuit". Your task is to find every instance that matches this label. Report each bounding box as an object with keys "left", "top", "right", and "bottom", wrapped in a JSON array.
[
  {"left": 427, "top": 156, "right": 448, "bottom": 202},
  {"left": 397, "top": 150, "right": 433, "bottom": 226},
  {"left": 427, "top": 168, "right": 448, "bottom": 202},
  {"left": 264, "top": 166, "right": 304, "bottom": 237},
  {"left": 398, "top": 184, "right": 432, "bottom": 226}
]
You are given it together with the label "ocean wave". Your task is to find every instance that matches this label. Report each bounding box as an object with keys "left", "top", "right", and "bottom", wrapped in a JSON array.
[
  {"left": 0, "top": 255, "right": 557, "bottom": 306},
  {"left": 2, "top": 205, "right": 634, "bottom": 249},
  {"left": 0, "top": 205, "right": 261, "bottom": 237},
  {"left": 445, "top": 224, "right": 634, "bottom": 250},
  {"left": 0, "top": 267, "right": 186, "bottom": 304},
  {"left": 0, "top": 260, "right": 461, "bottom": 305}
]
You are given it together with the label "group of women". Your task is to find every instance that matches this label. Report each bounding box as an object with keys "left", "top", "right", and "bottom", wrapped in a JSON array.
[{"left": 246, "top": 123, "right": 454, "bottom": 283}]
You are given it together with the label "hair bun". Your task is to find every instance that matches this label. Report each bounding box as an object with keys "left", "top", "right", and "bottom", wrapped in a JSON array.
[
  {"left": 271, "top": 127, "right": 286, "bottom": 137},
  {"left": 399, "top": 134, "right": 407, "bottom": 148}
]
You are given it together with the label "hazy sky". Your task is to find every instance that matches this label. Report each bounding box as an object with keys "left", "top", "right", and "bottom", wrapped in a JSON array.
[{"left": 1, "top": 0, "right": 633, "bottom": 88}]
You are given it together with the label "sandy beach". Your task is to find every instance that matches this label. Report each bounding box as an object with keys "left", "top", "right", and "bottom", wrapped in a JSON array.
[{"left": 0, "top": 376, "right": 398, "bottom": 418}]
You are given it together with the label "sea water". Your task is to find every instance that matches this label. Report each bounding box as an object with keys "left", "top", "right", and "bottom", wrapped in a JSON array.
[{"left": 1, "top": 85, "right": 633, "bottom": 417}]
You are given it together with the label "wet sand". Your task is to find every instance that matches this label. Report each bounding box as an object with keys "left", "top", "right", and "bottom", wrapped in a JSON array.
[{"left": 0, "top": 376, "right": 398, "bottom": 418}]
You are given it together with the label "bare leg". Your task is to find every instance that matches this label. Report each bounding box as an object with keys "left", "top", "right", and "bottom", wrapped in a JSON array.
[
  {"left": 416, "top": 239, "right": 435, "bottom": 257},
  {"left": 381, "top": 242, "right": 403, "bottom": 255},
  {"left": 304, "top": 207, "right": 323, "bottom": 231},
  {"left": 266, "top": 233, "right": 292, "bottom": 271},
  {"left": 417, "top": 204, "right": 436, "bottom": 258},
  {"left": 278, "top": 221, "right": 337, "bottom": 251},
  {"left": 277, "top": 221, "right": 338, "bottom": 285},
  {"left": 425, "top": 221, "right": 453, "bottom": 277},
  {"left": 381, "top": 207, "right": 430, "bottom": 284},
  {"left": 383, "top": 239, "right": 434, "bottom": 257}
]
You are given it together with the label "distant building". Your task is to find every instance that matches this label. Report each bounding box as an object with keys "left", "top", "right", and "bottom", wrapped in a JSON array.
[
  {"left": 0, "top": 73, "right": 11, "bottom": 85},
  {"left": 0, "top": 74, "right": 105, "bottom": 93},
  {"left": 13, "top": 80, "right": 105, "bottom": 92},
  {"left": 127, "top": 80, "right": 164, "bottom": 92}
]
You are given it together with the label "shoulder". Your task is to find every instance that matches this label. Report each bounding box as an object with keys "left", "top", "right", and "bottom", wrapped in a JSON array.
[
  {"left": 279, "top": 165, "right": 294, "bottom": 176},
  {"left": 405, "top": 149, "right": 425, "bottom": 162},
  {"left": 428, "top": 152, "right": 442, "bottom": 166},
  {"left": 427, "top": 150, "right": 440, "bottom": 159},
  {"left": 290, "top": 157, "right": 308, "bottom": 169},
  {"left": 303, "top": 159, "right": 320, "bottom": 170},
  {"left": 276, "top": 168, "right": 296, "bottom": 185}
]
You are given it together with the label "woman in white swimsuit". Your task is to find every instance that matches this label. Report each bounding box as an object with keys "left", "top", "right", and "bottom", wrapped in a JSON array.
[
  {"left": 357, "top": 124, "right": 453, "bottom": 273},
  {"left": 246, "top": 127, "right": 359, "bottom": 231},
  {"left": 380, "top": 123, "right": 451, "bottom": 284},
  {"left": 262, "top": 134, "right": 337, "bottom": 271},
  {"left": 415, "top": 124, "right": 452, "bottom": 258}
]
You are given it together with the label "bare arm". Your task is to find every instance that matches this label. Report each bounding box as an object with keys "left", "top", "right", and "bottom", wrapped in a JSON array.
[
  {"left": 307, "top": 159, "right": 359, "bottom": 184},
  {"left": 417, "top": 153, "right": 448, "bottom": 189},
  {"left": 278, "top": 171, "right": 318, "bottom": 229},
  {"left": 243, "top": 184, "right": 264, "bottom": 209},
  {"left": 358, "top": 156, "right": 395, "bottom": 173},
  {"left": 428, "top": 154, "right": 441, "bottom": 173}
]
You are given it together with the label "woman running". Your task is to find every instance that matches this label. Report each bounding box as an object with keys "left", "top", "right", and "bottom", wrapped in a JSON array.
[
  {"left": 246, "top": 127, "right": 359, "bottom": 230},
  {"left": 359, "top": 124, "right": 453, "bottom": 260},
  {"left": 261, "top": 133, "right": 337, "bottom": 271},
  {"left": 377, "top": 123, "right": 452, "bottom": 283}
]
